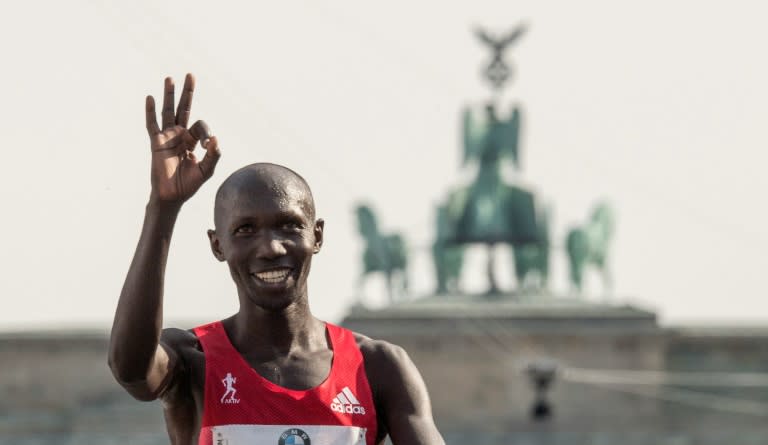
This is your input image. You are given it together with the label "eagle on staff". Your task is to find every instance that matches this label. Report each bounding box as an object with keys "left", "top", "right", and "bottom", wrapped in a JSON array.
[{"left": 475, "top": 23, "right": 528, "bottom": 90}]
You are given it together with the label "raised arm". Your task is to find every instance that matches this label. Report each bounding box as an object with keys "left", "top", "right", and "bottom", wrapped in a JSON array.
[
  {"left": 108, "top": 74, "right": 220, "bottom": 400},
  {"left": 365, "top": 341, "right": 445, "bottom": 445}
]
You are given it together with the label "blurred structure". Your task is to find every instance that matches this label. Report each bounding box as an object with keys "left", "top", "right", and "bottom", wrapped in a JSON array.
[
  {"left": 0, "top": 330, "right": 167, "bottom": 444},
  {"left": 526, "top": 358, "right": 559, "bottom": 421},
  {"left": 433, "top": 23, "right": 551, "bottom": 297},
  {"left": 566, "top": 202, "right": 615, "bottom": 297},
  {"left": 343, "top": 302, "right": 768, "bottom": 445},
  {"left": 355, "top": 204, "right": 408, "bottom": 303},
  {"left": 352, "top": 23, "right": 615, "bottom": 299},
  {"left": 474, "top": 24, "right": 528, "bottom": 91},
  {"left": 340, "top": 24, "right": 768, "bottom": 445}
]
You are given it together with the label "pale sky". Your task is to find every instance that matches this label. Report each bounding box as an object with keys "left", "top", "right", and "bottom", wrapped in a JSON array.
[{"left": 1, "top": 1, "right": 766, "bottom": 330}]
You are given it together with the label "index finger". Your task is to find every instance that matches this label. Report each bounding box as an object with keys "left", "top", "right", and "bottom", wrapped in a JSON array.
[
  {"left": 175, "top": 73, "right": 195, "bottom": 128},
  {"left": 188, "top": 120, "right": 212, "bottom": 144}
]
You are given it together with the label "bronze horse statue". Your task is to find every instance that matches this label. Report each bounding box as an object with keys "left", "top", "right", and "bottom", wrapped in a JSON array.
[
  {"left": 566, "top": 203, "right": 614, "bottom": 298},
  {"left": 513, "top": 206, "right": 550, "bottom": 292},
  {"left": 433, "top": 204, "right": 465, "bottom": 295},
  {"left": 355, "top": 204, "right": 408, "bottom": 303}
]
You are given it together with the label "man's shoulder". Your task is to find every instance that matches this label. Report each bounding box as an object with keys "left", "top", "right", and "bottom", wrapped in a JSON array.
[
  {"left": 347, "top": 330, "right": 412, "bottom": 376},
  {"left": 156, "top": 327, "right": 206, "bottom": 403},
  {"left": 351, "top": 330, "right": 399, "bottom": 354},
  {"left": 160, "top": 319, "right": 228, "bottom": 347},
  {"left": 160, "top": 326, "right": 202, "bottom": 355}
]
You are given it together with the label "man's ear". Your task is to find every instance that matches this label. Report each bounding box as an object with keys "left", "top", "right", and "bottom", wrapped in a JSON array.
[
  {"left": 207, "top": 229, "right": 226, "bottom": 262},
  {"left": 313, "top": 219, "right": 324, "bottom": 254}
]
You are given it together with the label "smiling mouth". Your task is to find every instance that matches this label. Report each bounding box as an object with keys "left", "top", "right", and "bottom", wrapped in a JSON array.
[{"left": 252, "top": 268, "right": 292, "bottom": 284}]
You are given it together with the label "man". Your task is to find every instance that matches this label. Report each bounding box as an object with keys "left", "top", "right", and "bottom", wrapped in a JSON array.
[{"left": 108, "top": 74, "right": 445, "bottom": 445}]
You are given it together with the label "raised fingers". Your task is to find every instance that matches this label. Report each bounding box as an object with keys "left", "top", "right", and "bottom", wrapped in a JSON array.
[
  {"left": 145, "top": 96, "right": 160, "bottom": 136},
  {"left": 175, "top": 73, "right": 195, "bottom": 128},
  {"left": 161, "top": 77, "right": 175, "bottom": 130}
]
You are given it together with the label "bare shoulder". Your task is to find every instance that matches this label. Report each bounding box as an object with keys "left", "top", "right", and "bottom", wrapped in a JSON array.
[
  {"left": 160, "top": 327, "right": 201, "bottom": 351},
  {"left": 353, "top": 332, "right": 411, "bottom": 371},
  {"left": 159, "top": 327, "right": 205, "bottom": 374},
  {"left": 353, "top": 332, "right": 401, "bottom": 359},
  {"left": 157, "top": 327, "right": 204, "bottom": 403},
  {"left": 351, "top": 332, "right": 422, "bottom": 395}
]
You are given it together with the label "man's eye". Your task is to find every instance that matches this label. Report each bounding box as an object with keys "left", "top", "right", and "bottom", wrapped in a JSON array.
[
  {"left": 282, "top": 222, "right": 301, "bottom": 231},
  {"left": 235, "top": 225, "right": 254, "bottom": 234}
]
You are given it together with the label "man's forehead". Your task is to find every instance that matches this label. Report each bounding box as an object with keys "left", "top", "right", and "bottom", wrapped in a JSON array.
[
  {"left": 224, "top": 177, "right": 304, "bottom": 200},
  {"left": 214, "top": 164, "right": 315, "bottom": 225},
  {"left": 223, "top": 183, "right": 306, "bottom": 211},
  {"left": 220, "top": 164, "right": 309, "bottom": 196}
]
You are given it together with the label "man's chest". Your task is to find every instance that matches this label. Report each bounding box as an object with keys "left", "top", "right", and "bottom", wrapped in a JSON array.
[
  {"left": 245, "top": 349, "right": 334, "bottom": 390},
  {"left": 183, "top": 347, "right": 337, "bottom": 401}
]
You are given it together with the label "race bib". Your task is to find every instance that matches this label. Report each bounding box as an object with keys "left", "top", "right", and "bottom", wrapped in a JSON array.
[{"left": 211, "top": 424, "right": 367, "bottom": 445}]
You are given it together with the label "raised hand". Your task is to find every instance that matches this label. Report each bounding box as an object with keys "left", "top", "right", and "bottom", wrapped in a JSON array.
[{"left": 145, "top": 74, "right": 221, "bottom": 202}]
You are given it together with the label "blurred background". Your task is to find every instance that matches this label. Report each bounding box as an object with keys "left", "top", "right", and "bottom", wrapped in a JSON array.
[{"left": 0, "top": 1, "right": 767, "bottom": 444}]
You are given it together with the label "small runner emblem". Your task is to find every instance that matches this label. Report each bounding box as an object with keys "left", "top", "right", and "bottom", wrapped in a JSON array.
[{"left": 220, "top": 372, "right": 240, "bottom": 404}]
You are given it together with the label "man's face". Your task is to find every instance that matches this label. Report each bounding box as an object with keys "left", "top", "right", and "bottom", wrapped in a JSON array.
[{"left": 209, "top": 179, "right": 323, "bottom": 311}]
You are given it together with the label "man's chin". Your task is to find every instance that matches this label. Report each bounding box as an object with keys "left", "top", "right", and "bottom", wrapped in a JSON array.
[{"left": 245, "top": 291, "right": 301, "bottom": 312}]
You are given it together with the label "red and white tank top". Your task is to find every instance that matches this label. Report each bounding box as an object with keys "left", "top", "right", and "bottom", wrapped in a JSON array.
[{"left": 193, "top": 321, "right": 378, "bottom": 445}]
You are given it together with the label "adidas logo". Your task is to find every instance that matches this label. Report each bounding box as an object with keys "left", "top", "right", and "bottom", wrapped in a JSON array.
[{"left": 330, "top": 386, "right": 366, "bottom": 415}]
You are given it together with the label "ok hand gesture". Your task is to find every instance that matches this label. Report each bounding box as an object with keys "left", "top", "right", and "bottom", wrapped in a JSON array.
[{"left": 145, "top": 74, "right": 221, "bottom": 202}]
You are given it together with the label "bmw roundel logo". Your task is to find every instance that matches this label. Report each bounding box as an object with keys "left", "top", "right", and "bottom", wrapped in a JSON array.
[{"left": 278, "top": 428, "right": 311, "bottom": 445}]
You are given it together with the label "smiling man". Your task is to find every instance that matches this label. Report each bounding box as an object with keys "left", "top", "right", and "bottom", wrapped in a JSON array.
[{"left": 108, "top": 74, "right": 445, "bottom": 445}]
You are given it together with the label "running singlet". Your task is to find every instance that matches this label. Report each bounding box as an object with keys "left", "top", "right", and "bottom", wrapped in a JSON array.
[{"left": 193, "top": 321, "right": 378, "bottom": 445}]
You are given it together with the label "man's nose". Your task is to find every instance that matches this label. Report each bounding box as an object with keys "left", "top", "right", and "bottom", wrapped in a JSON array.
[{"left": 255, "top": 237, "right": 287, "bottom": 259}]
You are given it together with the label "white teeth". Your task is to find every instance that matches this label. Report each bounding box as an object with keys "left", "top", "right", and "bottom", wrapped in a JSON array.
[{"left": 254, "top": 269, "right": 290, "bottom": 283}]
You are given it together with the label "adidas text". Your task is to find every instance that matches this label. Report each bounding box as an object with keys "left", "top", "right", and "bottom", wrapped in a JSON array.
[{"left": 331, "top": 403, "right": 366, "bottom": 415}]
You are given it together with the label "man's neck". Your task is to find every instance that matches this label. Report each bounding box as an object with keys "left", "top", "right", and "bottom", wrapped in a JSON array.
[{"left": 228, "top": 299, "right": 326, "bottom": 356}]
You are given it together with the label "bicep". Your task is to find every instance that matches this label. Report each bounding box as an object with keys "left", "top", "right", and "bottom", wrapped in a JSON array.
[{"left": 377, "top": 345, "right": 445, "bottom": 445}]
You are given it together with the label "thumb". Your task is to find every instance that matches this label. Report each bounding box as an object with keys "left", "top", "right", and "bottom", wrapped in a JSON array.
[{"left": 198, "top": 136, "right": 221, "bottom": 180}]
